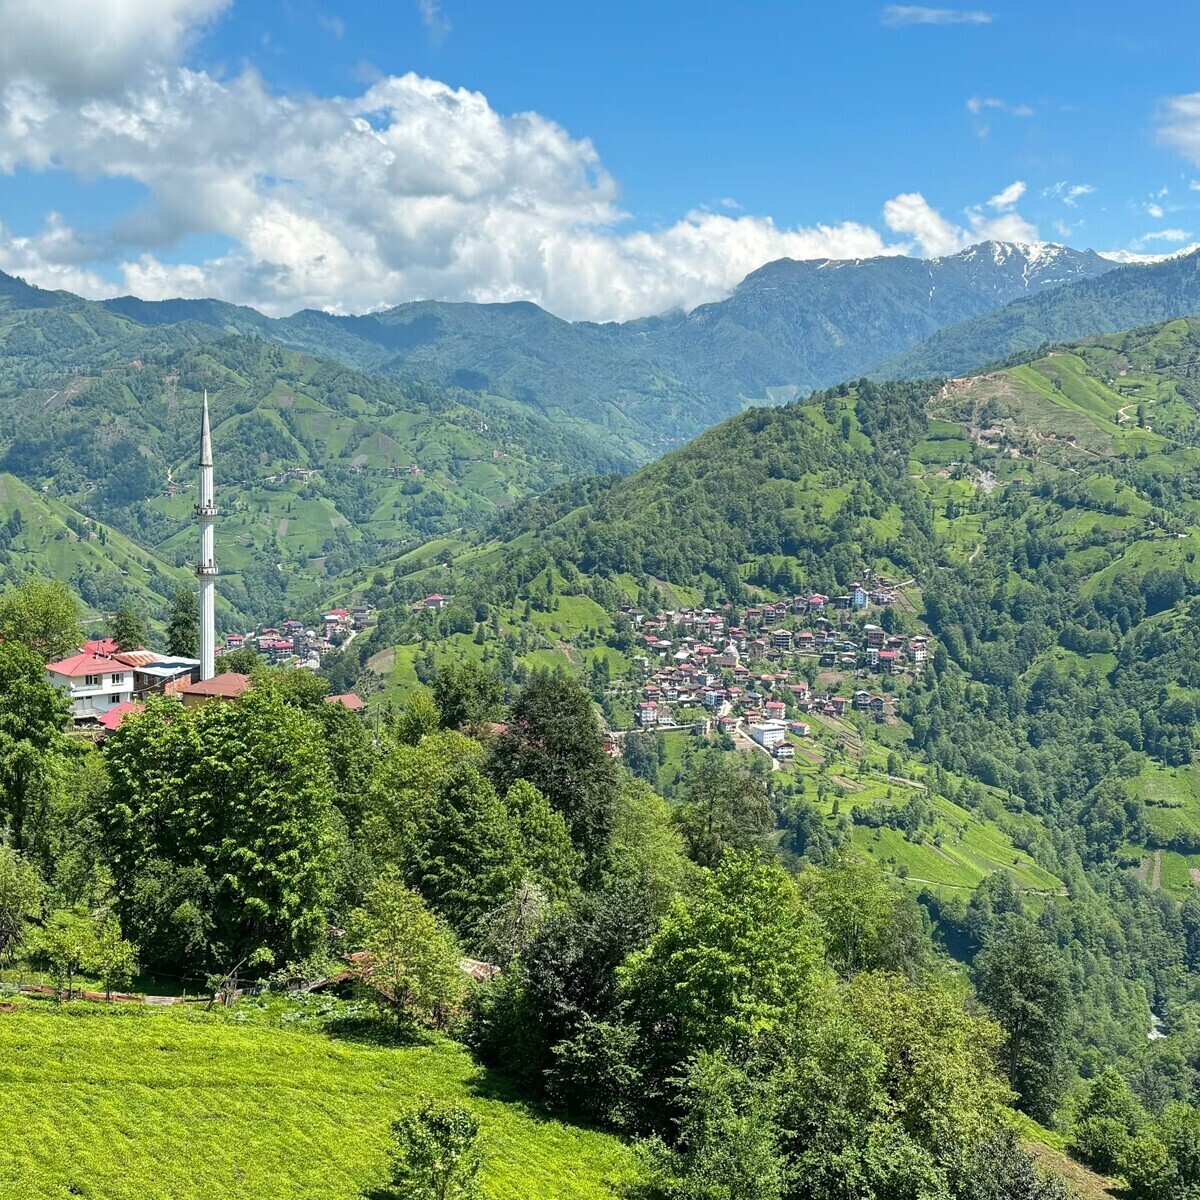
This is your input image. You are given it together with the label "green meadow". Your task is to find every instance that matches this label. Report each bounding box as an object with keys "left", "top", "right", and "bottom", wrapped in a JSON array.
[{"left": 0, "top": 1001, "right": 636, "bottom": 1200}]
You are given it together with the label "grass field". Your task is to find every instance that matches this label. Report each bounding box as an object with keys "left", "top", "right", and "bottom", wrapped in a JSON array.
[{"left": 0, "top": 1000, "right": 636, "bottom": 1200}]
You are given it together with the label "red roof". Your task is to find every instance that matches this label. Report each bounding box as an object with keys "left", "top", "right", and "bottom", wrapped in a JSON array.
[
  {"left": 325, "top": 692, "right": 365, "bottom": 710},
  {"left": 179, "top": 672, "right": 251, "bottom": 698},
  {"left": 45, "top": 652, "right": 120, "bottom": 678},
  {"left": 83, "top": 638, "right": 119, "bottom": 656},
  {"left": 327, "top": 609, "right": 350, "bottom": 617},
  {"left": 97, "top": 701, "right": 144, "bottom": 731}
]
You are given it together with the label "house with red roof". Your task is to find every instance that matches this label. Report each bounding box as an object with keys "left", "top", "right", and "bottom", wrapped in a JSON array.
[
  {"left": 325, "top": 692, "right": 365, "bottom": 711},
  {"left": 45, "top": 652, "right": 138, "bottom": 722},
  {"left": 178, "top": 672, "right": 252, "bottom": 707},
  {"left": 97, "top": 701, "right": 145, "bottom": 734}
]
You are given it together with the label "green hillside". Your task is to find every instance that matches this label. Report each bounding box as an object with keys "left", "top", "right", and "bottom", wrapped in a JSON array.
[
  {"left": 0, "top": 337, "right": 636, "bottom": 622},
  {"left": 0, "top": 472, "right": 195, "bottom": 624},
  {"left": 319, "top": 320, "right": 1200, "bottom": 1100},
  {"left": 0, "top": 1001, "right": 635, "bottom": 1200}
]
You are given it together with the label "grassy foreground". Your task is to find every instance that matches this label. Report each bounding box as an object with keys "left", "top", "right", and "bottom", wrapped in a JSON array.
[{"left": 0, "top": 1000, "right": 637, "bottom": 1200}]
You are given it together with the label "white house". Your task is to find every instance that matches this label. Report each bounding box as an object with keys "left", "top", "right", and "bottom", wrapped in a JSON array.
[
  {"left": 749, "top": 721, "right": 786, "bottom": 750},
  {"left": 46, "top": 649, "right": 199, "bottom": 724},
  {"left": 46, "top": 652, "right": 137, "bottom": 722}
]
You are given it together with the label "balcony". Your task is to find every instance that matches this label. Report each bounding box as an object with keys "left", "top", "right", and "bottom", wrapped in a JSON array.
[
  {"left": 196, "top": 563, "right": 220, "bottom": 577},
  {"left": 195, "top": 503, "right": 220, "bottom": 517}
]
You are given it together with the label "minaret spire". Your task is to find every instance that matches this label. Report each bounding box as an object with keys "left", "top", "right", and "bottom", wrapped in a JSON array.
[{"left": 196, "top": 390, "right": 218, "bottom": 680}]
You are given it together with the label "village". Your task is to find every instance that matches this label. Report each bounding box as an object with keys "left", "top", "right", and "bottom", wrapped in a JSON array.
[{"left": 618, "top": 578, "right": 931, "bottom": 762}]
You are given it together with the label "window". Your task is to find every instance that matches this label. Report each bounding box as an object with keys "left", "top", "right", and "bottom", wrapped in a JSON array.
[
  {"left": 110, "top": 694, "right": 122, "bottom": 704},
  {"left": 110, "top": 673, "right": 125, "bottom": 686},
  {"left": 84, "top": 674, "right": 101, "bottom": 687}
]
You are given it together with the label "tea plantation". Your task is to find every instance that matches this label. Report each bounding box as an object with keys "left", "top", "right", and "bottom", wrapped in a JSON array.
[{"left": 0, "top": 1001, "right": 636, "bottom": 1200}]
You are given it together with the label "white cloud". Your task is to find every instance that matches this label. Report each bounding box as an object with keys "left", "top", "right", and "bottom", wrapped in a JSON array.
[
  {"left": 987, "top": 180, "right": 1026, "bottom": 211},
  {"left": 881, "top": 191, "right": 1037, "bottom": 257},
  {"left": 1044, "top": 181, "right": 1095, "bottom": 208},
  {"left": 0, "top": 2, "right": 1045, "bottom": 320},
  {"left": 967, "top": 96, "right": 1034, "bottom": 117},
  {"left": 1135, "top": 228, "right": 1192, "bottom": 244},
  {"left": 1146, "top": 203, "right": 1165, "bottom": 218},
  {"left": 882, "top": 6, "right": 993, "bottom": 26},
  {"left": 416, "top": 0, "right": 451, "bottom": 45},
  {"left": 0, "top": 0, "right": 228, "bottom": 96},
  {"left": 1157, "top": 93, "right": 1200, "bottom": 165}
]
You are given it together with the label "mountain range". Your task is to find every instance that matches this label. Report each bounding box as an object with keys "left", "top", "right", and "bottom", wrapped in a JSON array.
[
  {"left": 0, "top": 241, "right": 1131, "bottom": 455},
  {"left": 5, "top": 237, "right": 1200, "bottom": 626}
]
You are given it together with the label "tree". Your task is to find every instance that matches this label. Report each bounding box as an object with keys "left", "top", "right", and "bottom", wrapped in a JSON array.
[
  {"left": 974, "top": 919, "right": 1072, "bottom": 1122},
  {"left": 87, "top": 915, "right": 139, "bottom": 1001},
  {"left": 0, "top": 845, "right": 44, "bottom": 962},
  {"left": 0, "top": 641, "right": 72, "bottom": 853},
  {"left": 31, "top": 908, "right": 94, "bottom": 1000},
  {"left": 1070, "top": 1068, "right": 1145, "bottom": 1175},
  {"left": 110, "top": 607, "right": 148, "bottom": 652},
  {"left": 432, "top": 659, "right": 503, "bottom": 732},
  {"left": 619, "top": 855, "right": 828, "bottom": 1117},
  {"left": 674, "top": 753, "right": 772, "bottom": 868},
  {"left": 102, "top": 689, "right": 337, "bottom": 976},
  {"left": 394, "top": 685, "right": 441, "bottom": 746},
  {"left": 797, "top": 856, "right": 929, "bottom": 977},
  {"left": 350, "top": 874, "right": 465, "bottom": 1027},
  {"left": 504, "top": 780, "right": 579, "bottom": 899},
  {"left": 0, "top": 578, "right": 83, "bottom": 661},
  {"left": 217, "top": 646, "right": 260, "bottom": 675},
  {"left": 166, "top": 586, "right": 200, "bottom": 658},
  {"left": 783, "top": 971, "right": 1009, "bottom": 1199},
  {"left": 953, "top": 1129, "right": 1070, "bottom": 1200},
  {"left": 490, "top": 669, "right": 620, "bottom": 868},
  {"left": 387, "top": 1099, "right": 481, "bottom": 1200},
  {"left": 641, "top": 1052, "right": 791, "bottom": 1200}
]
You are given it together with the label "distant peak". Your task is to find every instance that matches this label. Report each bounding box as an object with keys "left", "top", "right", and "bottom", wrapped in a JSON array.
[{"left": 1098, "top": 242, "right": 1200, "bottom": 265}]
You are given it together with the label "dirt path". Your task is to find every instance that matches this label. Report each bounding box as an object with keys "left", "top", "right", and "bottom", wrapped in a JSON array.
[{"left": 1151, "top": 849, "right": 1163, "bottom": 892}]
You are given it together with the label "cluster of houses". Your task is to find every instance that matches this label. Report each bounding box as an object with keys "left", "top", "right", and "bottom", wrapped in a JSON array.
[
  {"left": 625, "top": 587, "right": 931, "bottom": 757},
  {"left": 44, "top": 634, "right": 365, "bottom": 733},
  {"left": 221, "top": 604, "right": 372, "bottom": 672}
]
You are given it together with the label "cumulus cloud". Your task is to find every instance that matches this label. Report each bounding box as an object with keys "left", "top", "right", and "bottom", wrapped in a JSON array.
[
  {"left": 0, "top": 1, "right": 1045, "bottom": 319},
  {"left": 1044, "top": 181, "right": 1095, "bottom": 207},
  {"left": 1157, "top": 93, "right": 1200, "bottom": 165},
  {"left": 881, "top": 190, "right": 1037, "bottom": 256},
  {"left": 0, "top": 0, "right": 228, "bottom": 96},
  {"left": 882, "top": 6, "right": 993, "bottom": 26}
]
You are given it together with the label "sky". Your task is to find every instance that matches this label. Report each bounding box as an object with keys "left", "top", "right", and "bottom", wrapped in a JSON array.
[{"left": 1, "top": 0, "right": 1199, "bottom": 321}]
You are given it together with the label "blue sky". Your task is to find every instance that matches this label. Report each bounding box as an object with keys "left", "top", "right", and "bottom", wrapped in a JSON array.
[{"left": 1, "top": 0, "right": 1198, "bottom": 319}]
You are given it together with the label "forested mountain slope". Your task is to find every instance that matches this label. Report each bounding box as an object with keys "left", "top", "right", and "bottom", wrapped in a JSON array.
[
  {"left": 327, "top": 320, "right": 1200, "bottom": 1130},
  {"left": 0, "top": 337, "right": 630, "bottom": 623},
  {"left": 874, "top": 247, "right": 1200, "bottom": 379},
  {"left": 1, "top": 241, "right": 1116, "bottom": 467}
]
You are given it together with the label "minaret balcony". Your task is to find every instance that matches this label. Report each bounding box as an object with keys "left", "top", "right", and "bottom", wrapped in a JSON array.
[
  {"left": 195, "top": 503, "right": 220, "bottom": 517},
  {"left": 196, "top": 563, "right": 220, "bottom": 577}
]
